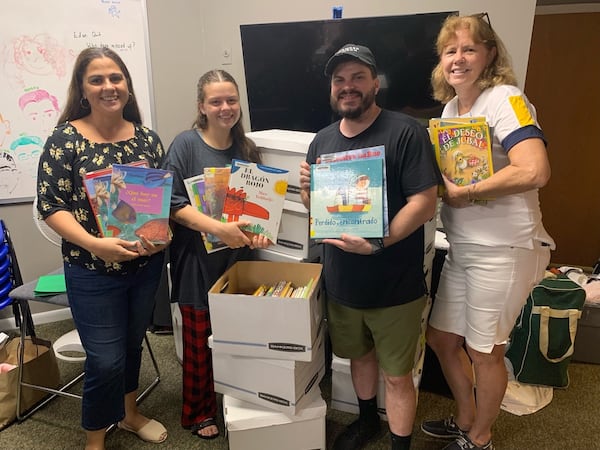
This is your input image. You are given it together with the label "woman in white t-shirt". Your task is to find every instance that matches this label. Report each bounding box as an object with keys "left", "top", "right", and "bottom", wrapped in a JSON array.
[{"left": 421, "top": 13, "right": 554, "bottom": 450}]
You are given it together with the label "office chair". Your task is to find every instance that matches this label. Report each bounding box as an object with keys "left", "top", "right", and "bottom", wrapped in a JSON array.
[{"left": 12, "top": 202, "right": 161, "bottom": 422}]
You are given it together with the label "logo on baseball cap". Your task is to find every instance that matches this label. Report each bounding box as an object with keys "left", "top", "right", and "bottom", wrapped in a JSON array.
[{"left": 324, "top": 43, "right": 377, "bottom": 76}]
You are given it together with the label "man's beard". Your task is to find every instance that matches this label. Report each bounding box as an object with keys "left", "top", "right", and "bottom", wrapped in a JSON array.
[{"left": 330, "top": 87, "right": 377, "bottom": 119}]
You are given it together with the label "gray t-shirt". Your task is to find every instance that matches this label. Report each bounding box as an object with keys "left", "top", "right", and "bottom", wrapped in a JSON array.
[{"left": 162, "top": 129, "right": 253, "bottom": 309}]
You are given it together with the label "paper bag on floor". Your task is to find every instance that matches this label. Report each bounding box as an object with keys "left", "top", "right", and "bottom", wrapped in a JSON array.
[{"left": 0, "top": 336, "right": 61, "bottom": 430}]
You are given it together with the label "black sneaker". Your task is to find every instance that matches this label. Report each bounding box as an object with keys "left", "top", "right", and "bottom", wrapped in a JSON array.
[
  {"left": 442, "top": 434, "right": 494, "bottom": 450},
  {"left": 421, "top": 416, "right": 465, "bottom": 439},
  {"left": 333, "top": 418, "right": 381, "bottom": 450}
]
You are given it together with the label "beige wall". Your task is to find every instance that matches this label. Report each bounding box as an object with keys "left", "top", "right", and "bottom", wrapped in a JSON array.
[{"left": 0, "top": 0, "right": 537, "bottom": 323}]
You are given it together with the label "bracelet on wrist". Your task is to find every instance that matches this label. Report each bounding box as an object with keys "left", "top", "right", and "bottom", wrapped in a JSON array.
[{"left": 369, "top": 238, "right": 385, "bottom": 255}]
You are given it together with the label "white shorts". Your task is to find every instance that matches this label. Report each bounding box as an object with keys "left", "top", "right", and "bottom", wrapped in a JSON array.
[{"left": 428, "top": 242, "right": 550, "bottom": 353}]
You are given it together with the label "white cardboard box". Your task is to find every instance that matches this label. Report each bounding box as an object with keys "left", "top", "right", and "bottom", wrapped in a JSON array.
[
  {"left": 224, "top": 394, "right": 326, "bottom": 450},
  {"left": 208, "top": 261, "right": 323, "bottom": 361},
  {"left": 255, "top": 248, "right": 304, "bottom": 263},
  {"left": 210, "top": 329, "right": 326, "bottom": 414},
  {"left": 246, "top": 129, "right": 315, "bottom": 203},
  {"left": 271, "top": 200, "right": 314, "bottom": 260}
]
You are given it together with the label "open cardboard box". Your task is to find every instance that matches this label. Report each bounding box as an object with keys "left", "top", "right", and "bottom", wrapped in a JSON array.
[{"left": 208, "top": 261, "right": 323, "bottom": 361}]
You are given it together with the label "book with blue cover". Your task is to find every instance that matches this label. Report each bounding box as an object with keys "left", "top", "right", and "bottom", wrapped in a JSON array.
[
  {"left": 310, "top": 157, "right": 384, "bottom": 239},
  {"left": 107, "top": 164, "right": 173, "bottom": 244},
  {"left": 320, "top": 145, "right": 388, "bottom": 236}
]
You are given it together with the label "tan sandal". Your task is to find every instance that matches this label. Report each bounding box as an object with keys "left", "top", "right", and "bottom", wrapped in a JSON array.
[{"left": 118, "top": 419, "right": 168, "bottom": 443}]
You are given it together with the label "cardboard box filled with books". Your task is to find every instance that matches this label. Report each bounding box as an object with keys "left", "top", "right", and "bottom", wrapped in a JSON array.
[{"left": 208, "top": 261, "right": 323, "bottom": 361}]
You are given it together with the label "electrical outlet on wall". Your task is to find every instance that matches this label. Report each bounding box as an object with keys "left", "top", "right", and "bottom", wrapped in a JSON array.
[{"left": 221, "top": 47, "right": 232, "bottom": 65}]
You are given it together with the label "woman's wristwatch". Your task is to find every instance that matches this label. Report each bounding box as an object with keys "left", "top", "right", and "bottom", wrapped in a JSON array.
[{"left": 369, "top": 238, "right": 385, "bottom": 255}]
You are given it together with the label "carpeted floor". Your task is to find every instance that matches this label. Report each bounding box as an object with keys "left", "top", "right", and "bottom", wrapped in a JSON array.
[{"left": 1, "top": 318, "right": 599, "bottom": 449}]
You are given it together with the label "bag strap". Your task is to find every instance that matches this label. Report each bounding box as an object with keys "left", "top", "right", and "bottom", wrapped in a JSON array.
[{"left": 533, "top": 305, "right": 581, "bottom": 363}]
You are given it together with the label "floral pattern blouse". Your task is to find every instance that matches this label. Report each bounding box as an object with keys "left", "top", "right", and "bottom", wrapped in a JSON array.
[{"left": 37, "top": 121, "right": 165, "bottom": 275}]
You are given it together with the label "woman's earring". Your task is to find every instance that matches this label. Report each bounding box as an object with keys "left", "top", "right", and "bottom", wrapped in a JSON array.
[{"left": 80, "top": 97, "right": 90, "bottom": 109}]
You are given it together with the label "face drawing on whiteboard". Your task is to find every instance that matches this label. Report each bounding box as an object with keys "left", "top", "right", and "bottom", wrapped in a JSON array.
[
  {"left": 18, "top": 89, "right": 60, "bottom": 138},
  {"left": 9, "top": 134, "right": 43, "bottom": 180},
  {"left": 0, "top": 113, "right": 11, "bottom": 148},
  {"left": 3, "top": 34, "right": 70, "bottom": 88},
  {"left": 0, "top": 151, "right": 20, "bottom": 196}
]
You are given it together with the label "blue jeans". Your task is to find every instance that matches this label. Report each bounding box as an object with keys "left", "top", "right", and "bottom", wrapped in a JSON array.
[{"left": 64, "top": 254, "right": 164, "bottom": 430}]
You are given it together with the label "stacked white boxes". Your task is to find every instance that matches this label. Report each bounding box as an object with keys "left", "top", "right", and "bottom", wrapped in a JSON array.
[
  {"left": 208, "top": 260, "right": 327, "bottom": 450},
  {"left": 246, "top": 129, "right": 319, "bottom": 263}
]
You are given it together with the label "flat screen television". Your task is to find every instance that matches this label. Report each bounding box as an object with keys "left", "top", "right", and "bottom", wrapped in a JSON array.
[{"left": 240, "top": 12, "right": 456, "bottom": 132}]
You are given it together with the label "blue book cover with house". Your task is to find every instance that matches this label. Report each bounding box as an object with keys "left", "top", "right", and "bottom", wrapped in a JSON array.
[{"left": 310, "top": 158, "right": 384, "bottom": 239}]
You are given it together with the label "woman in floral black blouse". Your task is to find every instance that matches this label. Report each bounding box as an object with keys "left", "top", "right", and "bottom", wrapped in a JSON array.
[{"left": 36, "top": 47, "right": 169, "bottom": 449}]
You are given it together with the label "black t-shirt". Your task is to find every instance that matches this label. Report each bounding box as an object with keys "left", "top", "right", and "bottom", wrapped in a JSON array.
[{"left": 306, "top": 110, "right": 441, "bottom": 308}]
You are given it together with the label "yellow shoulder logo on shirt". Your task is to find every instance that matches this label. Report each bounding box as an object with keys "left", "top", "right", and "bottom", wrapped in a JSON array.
[{"left": 508, "top": 95, "right": 535, "bottom": 127}]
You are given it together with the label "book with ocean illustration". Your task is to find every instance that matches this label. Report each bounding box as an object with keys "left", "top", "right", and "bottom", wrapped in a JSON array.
[{"left": 106, "top": 164, "right": 173, "bottom": 244}]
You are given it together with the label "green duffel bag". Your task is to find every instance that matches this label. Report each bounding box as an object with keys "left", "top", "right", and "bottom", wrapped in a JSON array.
[{"left": 505, "top": 274, "right": 586, "bottom": 388}]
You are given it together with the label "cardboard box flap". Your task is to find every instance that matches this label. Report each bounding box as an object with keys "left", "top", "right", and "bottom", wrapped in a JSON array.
[{"left": 224, "top": 395, "right": 326, "bottom": 431}]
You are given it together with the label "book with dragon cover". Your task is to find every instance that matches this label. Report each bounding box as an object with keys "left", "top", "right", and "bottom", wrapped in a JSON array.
[{"left": 221, "top": 159, "right": 289, "bottom": 244}]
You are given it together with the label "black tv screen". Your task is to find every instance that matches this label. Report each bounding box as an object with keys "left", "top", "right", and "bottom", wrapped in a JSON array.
[{"left": 240, "top": 12, "right": 456, "bottom": 132}]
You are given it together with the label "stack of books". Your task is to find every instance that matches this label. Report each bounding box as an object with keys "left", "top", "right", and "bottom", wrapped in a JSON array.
[
  {"left": 310, "top": 146, "right": 387, "bottom": 239},
  {"left": 184, "top": 160, "right": 289, "bottom": 253},
  {"left": 83, "top": 162, "right": 173, "bottom": 244}
]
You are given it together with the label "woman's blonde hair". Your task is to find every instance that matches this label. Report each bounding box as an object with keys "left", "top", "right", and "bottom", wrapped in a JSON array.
[{"left": 431, "top": 14, "right": 517, "bottom": 104}]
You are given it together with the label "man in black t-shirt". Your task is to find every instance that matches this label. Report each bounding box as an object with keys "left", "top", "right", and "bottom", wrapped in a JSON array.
[{"left": 300, "top": 44, "right": 440, "bottom": 450}]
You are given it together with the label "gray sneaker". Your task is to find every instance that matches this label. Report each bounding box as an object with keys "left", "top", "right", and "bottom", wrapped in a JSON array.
[
  {"left": 421, "top": 416, "right": 464, "bottom": 439},
  {"left": 442, "top": 434, "right": 494, "bottom": 450}
]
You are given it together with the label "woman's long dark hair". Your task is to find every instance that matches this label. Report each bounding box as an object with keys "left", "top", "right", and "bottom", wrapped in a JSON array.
[
  {"left": 193, "top": 69, "right": 261, "bottom": 163},
  {"left": 57, "top": 47, "right": 142, "bottom": 124}
]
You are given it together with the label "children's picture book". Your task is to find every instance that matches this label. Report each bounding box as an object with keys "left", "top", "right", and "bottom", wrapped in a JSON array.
[
  {"left": 428, "top": 117, "right": 494, "bottom": 198},
  {"left": 107, "top": 164, "right": 173, "bottom": 244},
  {"left": 222, "top": 159, "right": 289, "bottom": 244},
  {"left": 203, "top": 167, "right": 230, "bottom": 223},
  {"left": 83, "top": 160, "right": 148, "bottom": 237},
  {"left": 310, "top": 157, "right": 384, "bottom": 239},
  {"left": 183, "top": 174, "right": 228, "bottom": 254},
  {"left": 320, "top": 145, "right": 389, "bottom": 236}
]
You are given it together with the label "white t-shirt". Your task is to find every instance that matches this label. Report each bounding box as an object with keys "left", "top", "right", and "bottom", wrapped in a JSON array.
[{"left": 440, "top": 85, "right": 555, "bottom": 249}]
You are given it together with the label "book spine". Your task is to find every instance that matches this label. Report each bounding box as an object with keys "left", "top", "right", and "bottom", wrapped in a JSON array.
[
  {"left": 271, "top": 280, "right": 287, "bottom": 297},
  {"left": 302, "top": 277, "right": 315, "bottom": 299}
]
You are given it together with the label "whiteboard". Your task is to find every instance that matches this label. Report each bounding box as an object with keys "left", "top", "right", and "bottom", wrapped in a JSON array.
[{"left": 0, "top": 0, "right": 154, "bottom": 204}]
